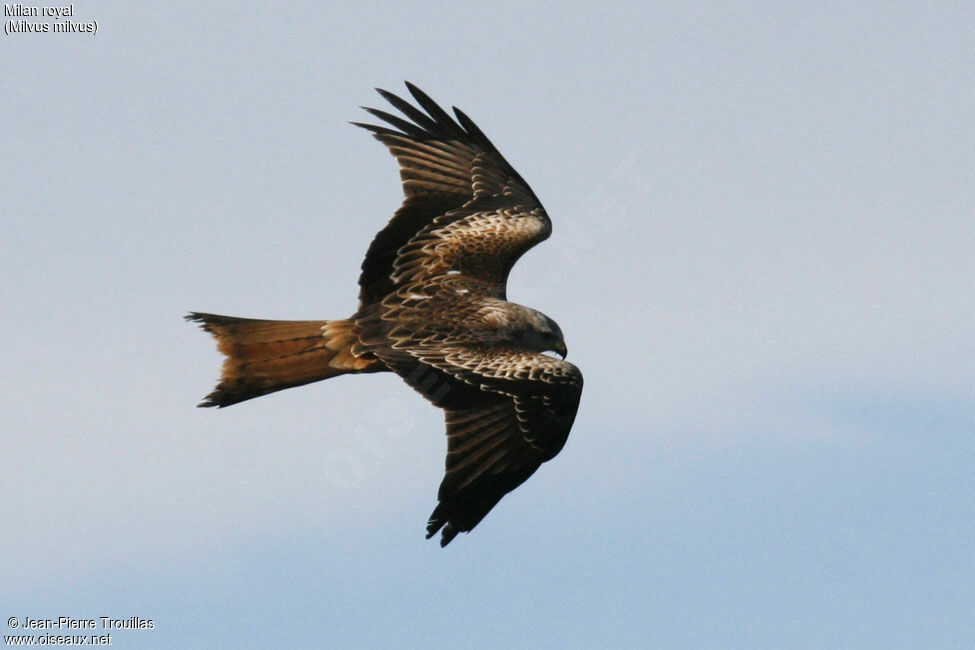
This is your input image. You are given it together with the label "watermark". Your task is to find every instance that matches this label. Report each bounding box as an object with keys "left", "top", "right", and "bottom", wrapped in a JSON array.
[
  {"left": 4, "top": 4, "right": 98, "bottom": 36},
  {"left": 5, "top": 616, "right": 153, "bottom": 646},
  {"left": 319, "top": 368, "right": 445, "bottom": 491}
]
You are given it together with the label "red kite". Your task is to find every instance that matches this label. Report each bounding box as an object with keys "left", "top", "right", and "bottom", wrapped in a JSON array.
[{"left": 188, "top": 83, "right": 582, "bottom": 546}]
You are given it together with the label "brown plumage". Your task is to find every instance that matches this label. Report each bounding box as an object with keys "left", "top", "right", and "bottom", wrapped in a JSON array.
[
  {"left": 187, "top": 83, "right": 583, "bottom": 546},
  {"left": 184, "top": 315, "right": 383, "bottom": 407}
]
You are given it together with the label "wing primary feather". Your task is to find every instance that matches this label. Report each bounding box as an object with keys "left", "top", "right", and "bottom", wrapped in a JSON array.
[
  {"left": 361, "top": 107, "right": 430, "bottom": 139},
  {"left": 454, "top": 105, "right": 535, "bottom": 198},
  {"left": 405, "top": 82, "right": 468, "bottom": 139},
  {"left": 376, "top": 87, "right": 444, "bottom": 134},
  {"left": 446, "top": 418, "right": 511, "bottom": 462},
  {"left": 452, "top": 107, "right": 494, "bottom": 149},
  {"left": 449, "top": 446, "right": 512, "bottom": 492},
  {"left": 349, "top": 121, "right": 401, "bottom": 137}
]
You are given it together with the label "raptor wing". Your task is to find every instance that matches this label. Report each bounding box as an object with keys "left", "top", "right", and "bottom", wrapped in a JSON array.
[{"left": 354, "top": 82, "right": 550, "bottom": 305}]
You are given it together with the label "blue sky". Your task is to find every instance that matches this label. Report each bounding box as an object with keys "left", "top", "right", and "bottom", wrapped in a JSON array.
[{"left": 2, "top": 2, "right": 973, "bottom": 648}]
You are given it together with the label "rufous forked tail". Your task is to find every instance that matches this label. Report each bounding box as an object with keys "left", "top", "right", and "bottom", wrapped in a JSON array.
[{"left": 185, "top": 312, "right": 384, "bottom": 407}]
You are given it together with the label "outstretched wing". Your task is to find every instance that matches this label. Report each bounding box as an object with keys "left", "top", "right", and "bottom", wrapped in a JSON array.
[
  {"left": 354, "top": 82, "right": 551, "bottom": 306},
  {"left": 374, "top": 341, "right": 583, "bottom": 546},
  {"left": 354, "top": 83, "right": 583, "bottom": 546}
]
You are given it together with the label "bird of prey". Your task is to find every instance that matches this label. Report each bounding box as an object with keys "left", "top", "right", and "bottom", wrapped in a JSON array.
[{"left": 187, "top": 83, "right": 583, "bottom": 546}]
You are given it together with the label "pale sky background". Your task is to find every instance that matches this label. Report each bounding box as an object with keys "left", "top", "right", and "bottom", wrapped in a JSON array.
[{"left": 2, "top": 2, "right": 973, "bottom": 648}]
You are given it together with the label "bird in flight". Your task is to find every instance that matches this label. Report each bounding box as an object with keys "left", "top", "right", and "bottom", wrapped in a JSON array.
[{"left": 187, "top": 83, "right": 583, "bottom": 546}]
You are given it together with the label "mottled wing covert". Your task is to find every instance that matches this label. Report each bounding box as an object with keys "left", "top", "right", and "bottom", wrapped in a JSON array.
[{"left": 353, "top": 82, "right": 550, "bottom": 305}]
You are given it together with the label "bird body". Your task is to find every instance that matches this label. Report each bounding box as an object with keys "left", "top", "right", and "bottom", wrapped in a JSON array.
[{"left": 188, "top": 83, "right": 582, "bottom": 546}]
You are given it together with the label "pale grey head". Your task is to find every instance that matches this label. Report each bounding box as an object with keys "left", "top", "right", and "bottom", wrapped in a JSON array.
[{"left": 508, "top": 305, "right": 567, "bottom": 359}]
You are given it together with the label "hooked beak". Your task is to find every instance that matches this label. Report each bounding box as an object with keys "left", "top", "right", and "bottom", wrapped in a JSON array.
[{"left": 553, "top": 341, "right": 567, "bottom": 359}]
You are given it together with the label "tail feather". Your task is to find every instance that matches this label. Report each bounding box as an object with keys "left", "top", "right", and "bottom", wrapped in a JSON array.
[{"left": 186, "top": 312, "right": 384, "bottom": 407}]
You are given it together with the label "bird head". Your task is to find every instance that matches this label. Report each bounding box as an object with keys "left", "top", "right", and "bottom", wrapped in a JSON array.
[{"left": 514, "top": 307, "right": 568, "bottom": 359}]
